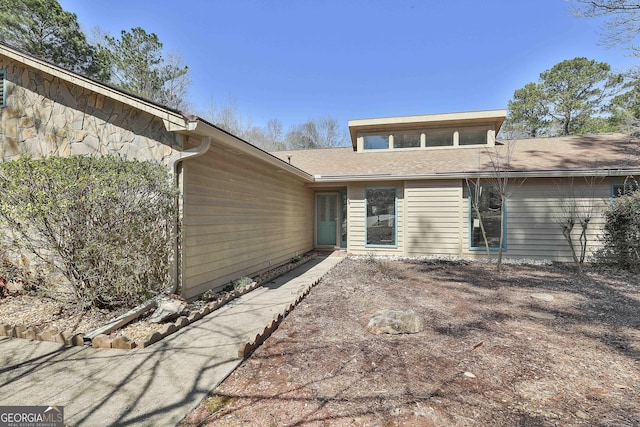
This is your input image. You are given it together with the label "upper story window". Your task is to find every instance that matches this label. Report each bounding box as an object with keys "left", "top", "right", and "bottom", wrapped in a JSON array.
[
  {"left": 0, "top": 70, "right": 6, "bottom": 108},
  {"left": 393, "top": 132, "right": 421, "bottom": 149},
  {"left": 425, "top": 129, "right": 452, "bottom": 147},
  {"left": 359, "top": 124, "right": 494, "bottom": 151},
  {"left": 349, "top": 110, "right": 507, "bottom": 153},
  {"left": 459, "top": 126, "right": 489, "bottom": 146},
  {"left": 363, "top": 134, "right": 389, "bottom": 150}
]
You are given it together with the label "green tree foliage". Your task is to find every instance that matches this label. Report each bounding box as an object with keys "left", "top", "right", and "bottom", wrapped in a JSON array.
[
  {"left": 0, "top": 156, "right": 178, "bottom": 309},
  {"left": 506, "top": 82, "right": 549, "bottom": 137},
  {"left": 102, "top": 27, "right": 190, "bottom": 110},
  {"left": 505, "top": 57, "right": 623, "bottom": 137},
  {"left": 0, "top": 0, "right": 109, "bottom": 79},
  {"left": 601, "top": 189, "right": 640, "bottom": 271}
]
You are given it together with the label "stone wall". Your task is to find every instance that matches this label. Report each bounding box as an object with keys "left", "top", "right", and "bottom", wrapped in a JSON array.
[{"left": 0, "top": 57, "right": 183, "bottom": 163}]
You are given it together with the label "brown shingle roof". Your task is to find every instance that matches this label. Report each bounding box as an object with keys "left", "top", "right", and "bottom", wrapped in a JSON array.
[{"left": 271, "top": 134, "right": 640, "bottom": 181}]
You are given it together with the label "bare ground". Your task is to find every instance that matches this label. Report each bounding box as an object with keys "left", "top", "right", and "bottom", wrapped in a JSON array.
[{"left": 181, "top": 257, "right": 640, "bottom": 427}]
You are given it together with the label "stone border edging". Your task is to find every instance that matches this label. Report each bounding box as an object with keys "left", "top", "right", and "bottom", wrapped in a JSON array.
[
  {"left": 0, "top": 254, "right": 318, "bottom": 349},
  {"left": 237, "top": 258, "right": 339, "bottom": 358}
]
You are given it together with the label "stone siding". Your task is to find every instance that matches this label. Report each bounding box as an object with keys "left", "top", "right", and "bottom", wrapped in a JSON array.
[{"left": 0, "top": 57, "right": 183, "bottom": 163}]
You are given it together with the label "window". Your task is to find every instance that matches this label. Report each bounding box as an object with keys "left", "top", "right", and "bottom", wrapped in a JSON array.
[
  {"left": 612, "top": 182, "right": 639, "bottom": 198},
  {"left": 363, "top": 134, "right": 388, "bottom": 150},
  {"left": 0, "top": 70, "right": 5, "bottom": 108},
  {"left": 459, "top": 126, "right": 489, "bottom": 146},
  {"left": 469, "top": 185, "right": 505, "bottom": 250},
  {"left": 366, "top": 187, "right": 397, "bottom": 246},
  {"left": 393, "top": 132, "right": 420, "bottom": 148},
  {"left": 425, "top": 129, "right": 453, "bottom": 147}
]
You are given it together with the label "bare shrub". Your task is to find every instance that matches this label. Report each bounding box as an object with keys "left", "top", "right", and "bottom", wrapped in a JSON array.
[{"left": 0, "top": 155, "right": 178, "bottom": 309}]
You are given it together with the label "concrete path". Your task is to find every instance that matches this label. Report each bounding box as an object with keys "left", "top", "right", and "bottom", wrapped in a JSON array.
[{"left": 0, "top": 255, "right": 344, "bottom": 426}]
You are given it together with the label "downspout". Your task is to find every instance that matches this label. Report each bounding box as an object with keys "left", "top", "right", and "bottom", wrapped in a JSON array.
[{"left": 166, "top": 136, "right": 212, "bottom": 294}]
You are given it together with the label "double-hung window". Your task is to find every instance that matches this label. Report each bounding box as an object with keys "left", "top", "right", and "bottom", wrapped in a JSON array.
[{"left": 365, "top": 187, "right": 397, "bottom": 247}]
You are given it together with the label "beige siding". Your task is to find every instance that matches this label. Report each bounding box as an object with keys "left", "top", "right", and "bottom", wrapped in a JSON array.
[
  {"left": 347, "top": 182, "right": 404, "bottom": 255},
  {"left": 181, "top": 148, "right": 313, "bottom": 299},
  {"left": 406, "top": 180, "right": 463, "bottom": 256},
  {"left": 461, "top": 178, "right": 611, "bottom": 262}
]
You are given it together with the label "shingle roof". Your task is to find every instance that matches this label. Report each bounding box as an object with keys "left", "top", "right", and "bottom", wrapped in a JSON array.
[{"left": 270, "top": 134, "right": 640, "bottom": 181}]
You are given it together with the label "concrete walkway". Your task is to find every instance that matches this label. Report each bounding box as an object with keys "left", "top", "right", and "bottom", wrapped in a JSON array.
[{"left": 0, "top": 255, "right": 344, "bottom": 426}]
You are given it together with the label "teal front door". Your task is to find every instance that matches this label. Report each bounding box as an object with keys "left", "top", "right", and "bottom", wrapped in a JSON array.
[{"left": 316, "top": 194, "right": 337, "bottom": 246}]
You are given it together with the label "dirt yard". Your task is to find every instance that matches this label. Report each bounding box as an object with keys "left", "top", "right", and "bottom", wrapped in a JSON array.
[{"left": 181, "top": 257, "right": 639, "bottom": 426}]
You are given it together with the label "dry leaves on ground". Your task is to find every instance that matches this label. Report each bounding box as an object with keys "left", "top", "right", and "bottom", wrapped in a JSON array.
[{"left": 182, "top": 257, "right": 640, "bottom": 427}]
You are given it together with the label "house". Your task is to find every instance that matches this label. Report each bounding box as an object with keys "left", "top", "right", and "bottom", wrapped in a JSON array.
[
  {"left": 272, "top": 117, "right": 640, "bottom": 262},
  {"left": 2, "top": 42, "right": 639, "bottom": 299},
  {"left": 0, "top": 42, "right": 314, "bottom": 299}
]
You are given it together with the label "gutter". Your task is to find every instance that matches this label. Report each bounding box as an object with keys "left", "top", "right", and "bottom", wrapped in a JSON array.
[
  {"left": 310, "top": 168, "right": 640, "bottom": 183},
  {"left": 166, "top": 132, "right": 212, "bottom": 295}
]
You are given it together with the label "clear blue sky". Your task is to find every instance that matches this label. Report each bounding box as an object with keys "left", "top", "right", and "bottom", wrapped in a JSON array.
[{"left": 59, "top": 0, "right": 636, "bottom": 130}]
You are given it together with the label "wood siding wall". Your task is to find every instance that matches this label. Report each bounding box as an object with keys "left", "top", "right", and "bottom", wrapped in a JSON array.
[
  {"left": 406, "top": 180, "right": 463, "bottom": 256},
  {"left": 460, "top": 178, "right": 611, "bottom": 262},
  {"left": 182, "top": 147, "right": 313, "bottom": 299},
  {"left": 354, "top": 177, "right": 617, "bottom": 262}
]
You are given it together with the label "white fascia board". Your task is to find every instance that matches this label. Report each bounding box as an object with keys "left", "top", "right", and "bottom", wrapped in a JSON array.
[
  {"left": 191, "top": 120, "right": 314, "bottom": 182},
  {"left": 311, "top": 168, "right": 640, "bottom": 183}
]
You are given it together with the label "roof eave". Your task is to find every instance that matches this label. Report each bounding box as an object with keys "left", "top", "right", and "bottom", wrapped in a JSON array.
[{"left": 311, "top": 168, "right": 640, "bottom": 183}]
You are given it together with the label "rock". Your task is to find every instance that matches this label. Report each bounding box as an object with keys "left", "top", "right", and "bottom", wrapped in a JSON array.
[
  {"left": 531, "top": 293, "right": 554, "bottom": 302},
  {"left": 92, "top": 334, "right": 112, "bottom": 349},
  {"left": 39, "top": 328, "right": 58, "bottom": 342},
  {"left": 22, "top": 327, "right": 41, "bottom": 340},
  {"left": 464, "top": 371, "right": 476, "bottom": 378},
  {"left": 174, "top": 316, "right": 189, "bottom": 328},
  {"left": 575, "top": 410, "right": 590, "bottom": 419},
  {"left": 140, "top": 331, "right": 163, "bottom": 348},
  {"left": 112, "top": 336, "right": 136, "bottom": 350},
  {"left": 527, "top": 311, "right": 556, "bottom": 320},
  {"left": 0, "top": 324, "right": 12, "bottom": 336},
  {"left": 367, "top": 309, "right": 423, "bottom": 335},
  {"left": 187, "top": 311, "right": 202, "bottom": 323},
  {"left": 149, "top": 297, "right": 186, "bottom": 323}
]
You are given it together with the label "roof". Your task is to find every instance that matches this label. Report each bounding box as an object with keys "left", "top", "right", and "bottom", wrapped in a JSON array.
[
  {"left": 271, "top": 134, "right": 640, "bottom": 182},
  {"left": 348, "top": 109, "right": 507, "bottom": 148},
  {"left": 0, "top": 41, "right": 313, "bottom": 182}
]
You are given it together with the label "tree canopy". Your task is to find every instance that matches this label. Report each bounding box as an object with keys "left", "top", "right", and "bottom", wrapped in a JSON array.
[
  {"left": 101, "top": 27, "right": 190, "bottom": 110},
  {"left": 504, "top": 57, "right": 623, "bottom": 137},
  {"left": 0, "top": 0, "right": 109, "bottom": 79}
]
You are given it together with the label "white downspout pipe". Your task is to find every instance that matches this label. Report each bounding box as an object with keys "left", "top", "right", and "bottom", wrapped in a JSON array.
[{"left": 167, "top": 136, "right": 211, "bottom": 294}]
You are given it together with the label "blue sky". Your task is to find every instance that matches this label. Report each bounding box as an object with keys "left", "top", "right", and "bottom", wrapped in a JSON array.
[{"left": 59, "top": 0, "right": 636, "bottom": 130}]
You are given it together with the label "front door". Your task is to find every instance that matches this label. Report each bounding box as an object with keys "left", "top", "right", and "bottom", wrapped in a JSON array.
[{"left": 316, "top": 193, "right": 338, "bottom": 246}]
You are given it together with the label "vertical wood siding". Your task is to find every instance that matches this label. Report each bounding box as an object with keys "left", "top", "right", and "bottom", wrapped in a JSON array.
[{"left": 181, "top": 148, "right": 313, "bottom": 299}]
